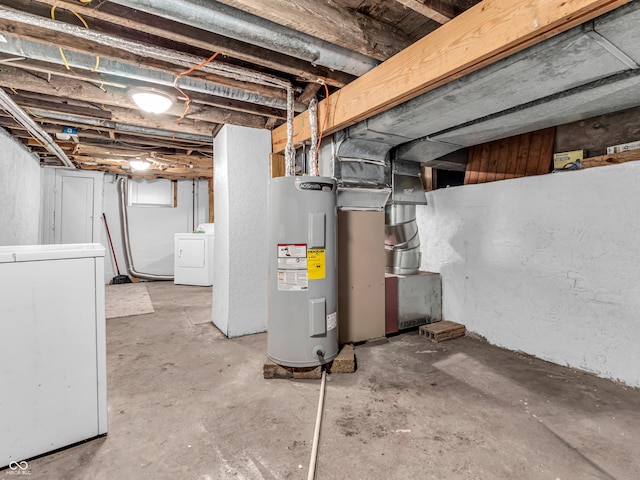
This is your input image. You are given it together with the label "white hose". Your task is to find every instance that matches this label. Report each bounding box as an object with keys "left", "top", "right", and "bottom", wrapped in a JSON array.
[{"left": 307, "top": 370, "right": 326, "bottom": 480}]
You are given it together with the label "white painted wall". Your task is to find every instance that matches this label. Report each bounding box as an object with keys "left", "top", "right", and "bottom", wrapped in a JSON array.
[
  {"left": 41, "top": 170, "right": 209, "bottom": 283},
  {"left": 102, "top": 176, "right": 209, "bottom": 282},
  {"left": 0, "top": 128, "right": 41, "bottom": 246},
  {"left": 212, "top": 125, "right": 270, "bottom": 338},
  {"left": 417, "top": 163, "right": 640, "bottom": 387}
]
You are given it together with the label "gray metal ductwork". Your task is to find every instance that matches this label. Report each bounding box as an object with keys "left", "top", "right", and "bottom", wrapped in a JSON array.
[
  {"left": 108, "top": 0, "right": 379, "bottom": 77},
  {"left": 0, "top": 36, "right": 299, "bottom": 112},
  {"left": 330, "top": 2, "right": 640, "bottom": 168},
  {"left": 385, "top": 204, "right": 421, "bottom": 275}
]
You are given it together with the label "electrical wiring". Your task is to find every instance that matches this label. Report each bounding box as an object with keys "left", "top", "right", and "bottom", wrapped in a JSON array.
[
  {"left": 51, "top": 5, "right": 99, "bottom": 72},
  {"left": 312, "top": 83, "right": 330, "bottom": 176},
  {"left": 173, "top": 52, "right": 219, "bottom": 124}
]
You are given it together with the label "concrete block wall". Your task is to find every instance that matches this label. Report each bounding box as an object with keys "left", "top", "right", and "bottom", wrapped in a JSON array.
[
  {"left": 416, "top": 163, "right": 640, "bottom": 387},
  {"left": 0, "top": 128, "right": 41, "bottom": 246}
]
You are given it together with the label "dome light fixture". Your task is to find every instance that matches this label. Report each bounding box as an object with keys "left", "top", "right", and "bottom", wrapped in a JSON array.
[
  {"left": 129, "top": 159, "right": 152, "bottom": 171},
  {"left": 129, "top": 87, "right": 174, "bottom": 114}
]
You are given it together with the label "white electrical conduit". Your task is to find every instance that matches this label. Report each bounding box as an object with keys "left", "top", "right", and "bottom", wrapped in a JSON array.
[
  {"left": 307, "top": 370, "right": 327, "bottom": 480},
  {"left": 117, "top": 177, "right": 174, "bottom": 281},
  {"left": 308, "top": 97, "right": 318, "bottom": 176},
  {"left": 0, "top": 87, "right": 75, "bottom": 168}
]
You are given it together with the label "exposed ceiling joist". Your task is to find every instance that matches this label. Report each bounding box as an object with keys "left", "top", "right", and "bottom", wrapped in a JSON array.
[
  {"left": 212, "top": 0, "right": 413, "bottom": 60},
  {"left": 0, "top": 66, "right": 268, "bottom": 131},
  {"left": 272, "top": 0, "right": 634, "bottom": 152},
  {"left": 394, "top": 0, "right": 455, "bottom": 24},
  {"left": 0, "top": 6, "right": 291, "bottom": 101},
  {"left": 18, "top": 0, "right": 355, "bottom": 88}
]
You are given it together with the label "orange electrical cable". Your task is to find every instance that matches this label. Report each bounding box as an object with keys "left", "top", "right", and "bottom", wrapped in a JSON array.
[
  {"left": 173, "top": 52, "right": 219, "bottom": 124},
  {"left": 313, "top": 83, "right": 330, "bottom": 176}
]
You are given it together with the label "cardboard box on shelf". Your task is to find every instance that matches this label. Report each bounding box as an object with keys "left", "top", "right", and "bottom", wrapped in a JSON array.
[
  {"left": 553, "top": 150, "right": 585, "bottom": 171},
  {"left": 606, "top": 140, "right": 640, "bottom": 155}
]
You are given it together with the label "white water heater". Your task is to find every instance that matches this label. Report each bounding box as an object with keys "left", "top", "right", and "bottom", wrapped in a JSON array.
[{"left": 268, "top": 176, "right": 338, "bottom": 367}]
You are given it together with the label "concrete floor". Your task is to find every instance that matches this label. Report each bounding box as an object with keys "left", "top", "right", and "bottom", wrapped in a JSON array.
[{"left": 6, "top": 282, "right": 640, "bottom": 480}]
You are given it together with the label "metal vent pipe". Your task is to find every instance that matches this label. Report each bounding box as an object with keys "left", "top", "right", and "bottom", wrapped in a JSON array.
[{"left": 108, "top": 0, "right": 379, "bottom": 77}]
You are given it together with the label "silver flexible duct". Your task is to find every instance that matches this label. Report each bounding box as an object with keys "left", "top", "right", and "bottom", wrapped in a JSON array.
[
  {"left": 117, "top": 177, "right": 174, "bottom": 281},
  {"left": 285, "top": 85, "right": 296, "bottom": 176},
  {"left": 0, "top": 88, "right": 74, "bottom": 168},
  {"left": 308, "top": 97, "right": 318, "bottom": 176}
]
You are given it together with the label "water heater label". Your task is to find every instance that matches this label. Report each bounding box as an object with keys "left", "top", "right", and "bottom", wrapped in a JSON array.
[
  {"left": 307, "top": 249, "right": 326, "bottom": 280},
  {"left": 277, "top": 244, "right": 308, "bottom": 291},
  {"left": 278, "top": 244, "right": 306, "bottom": 258},
  {"left": 327, "top": 312, "right": 337, "bottom": 331}
]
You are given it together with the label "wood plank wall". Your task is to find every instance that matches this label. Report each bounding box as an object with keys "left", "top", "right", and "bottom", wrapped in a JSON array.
[{"left": 464, "top": 127, "right": 555, "bottom": 184}]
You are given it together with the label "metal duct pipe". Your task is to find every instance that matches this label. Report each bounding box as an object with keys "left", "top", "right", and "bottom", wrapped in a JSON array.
[
  {"left": 108, "top": 0, "right": 379, "bottom": 77},
  {"left": 384, "top": 204, "right": 421, "bottom": 275},
  {"left": 0, "top": 12, "right": 302, "bottom": 111},
  {"left": 117, "top": 177, "right": 174, "bottom": 281},
  {"left": 0, "top": 87, "right": 74, "bottom": 168},
  {"left": 27, "top": 109, "right": 213, "bottom": 144}
]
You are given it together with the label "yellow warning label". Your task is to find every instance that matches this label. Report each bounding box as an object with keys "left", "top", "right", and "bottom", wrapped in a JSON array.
[{"left": 307, "top": 248, "right": 326, "bottom": 280}]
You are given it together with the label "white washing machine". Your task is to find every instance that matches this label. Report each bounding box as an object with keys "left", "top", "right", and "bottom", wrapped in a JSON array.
[{"left": 174, "top": 223, "right": 214, "bottom": 286}]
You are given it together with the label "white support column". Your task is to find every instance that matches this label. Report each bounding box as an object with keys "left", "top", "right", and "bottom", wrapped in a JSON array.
[{"left": 212, "top": 125, "right": 271, "bottom": 337}]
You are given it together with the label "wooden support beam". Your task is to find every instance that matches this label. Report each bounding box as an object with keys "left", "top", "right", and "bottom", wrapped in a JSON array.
[
  {"left": 213, "top": 0, "right": 412, "bottom": 60},
  {"left": 0, "top": 66, "right": 268, "bottom": 130},
  {"left": 17, "top": 0, "right": 354, "bottom": 87},
  {"left": 394, "top": 0, "right": 454, "bottom": 24},
  {"left": 9, "top": 93, "right": 112, "bottom": 120},
  {"left": 4, "top": 59, "right": 286, "bottom": 119},
  {"left": 298, "top": 83, "right": 322, "bottom": 106},
  {"left": 272, "top": 0, "right": 632, "bottom": 153},
  {"left": 0, "top": 7, "right": 287, "bottom": 101},
  {"left": 581, "top": 149, "right": 640, "bottom": 168}
]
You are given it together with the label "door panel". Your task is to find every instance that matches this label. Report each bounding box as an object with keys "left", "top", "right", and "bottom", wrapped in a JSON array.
[{"left": 55, "top": 176, "right": 94, "bottom": 244}]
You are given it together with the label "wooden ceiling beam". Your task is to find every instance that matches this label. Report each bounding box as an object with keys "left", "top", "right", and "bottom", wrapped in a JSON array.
[
  {"left": 2, "top": 59, "right": 287, "bottom": 119},
  {"left": 8, "top": 93, "right": 112, "bottom": 120},
  {"left": 18, "top": 0, "right": 353, "bottom": 87},
  {"left": 76, "top": 162, "right": 212, "bottom": 180},
  {"left": 213, "top": 0, "right": 412, "bottom": 60},
  {"left": 394, "top": 0, "right": 455, "bottom": 24},
  {"left": 0, "top": 116, "right": 212, "bottom": 152},
  {"left": 0, "top": 66, "right": 268, "bottom": 131},
  {"left": 298, "top": 83, "right": 323, "bottom": 106},
  {"left": 272, "top": 0, "right": 633, "bottom": 152},
  {"left": 0, "top": 7, "right": 288, "bottom": 101}
]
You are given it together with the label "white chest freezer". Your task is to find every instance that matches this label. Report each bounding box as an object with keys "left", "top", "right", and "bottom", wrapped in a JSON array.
[
  {"left": 0, "top": 243, "right": 108, "bottom": 468},
  {"left": 174, "top": 223, "right": 214, "bottom": 286}
]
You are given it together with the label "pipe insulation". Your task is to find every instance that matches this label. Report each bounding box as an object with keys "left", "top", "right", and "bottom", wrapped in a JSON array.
[
  {"left": 108, "top": 0, "right": 379, "bottom": 77},
  {"left": 0, "top": 37, "right": 300, "bottom": 112},
  {"left": 307, "top": 370, "right": 326, "bottom": 480},
  {"left": 0, "top": 7, "right": 292, "bottom": 90},
  {"left": 0, "top": 87, "right": 74, "bottom": 168},
  {"left": 117, "top": 177, "right": 174, "bottom": 281},
  {"left": 308, "top": 97, "right": 318, "bottom": 176}
]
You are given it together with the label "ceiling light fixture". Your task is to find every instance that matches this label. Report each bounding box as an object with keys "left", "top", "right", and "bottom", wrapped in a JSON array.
[
  {"left": 129, "top": 87, "right": 174, "bottom": 114},
  {"left": 129, "top": 159, "right": 152, "bottom": 171}
]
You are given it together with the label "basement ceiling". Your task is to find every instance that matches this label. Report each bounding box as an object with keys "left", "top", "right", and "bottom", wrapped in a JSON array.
[{"left": 0, "top": 0, "right": 480, "bottom": 179}]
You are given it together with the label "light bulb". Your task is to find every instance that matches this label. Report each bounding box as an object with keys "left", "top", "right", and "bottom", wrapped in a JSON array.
[
  {"left": 130, "top": 88, "right": 174, "bottom": 114},
  {"left": 129, "top": 159, "right": 151, "bottom": 171}
]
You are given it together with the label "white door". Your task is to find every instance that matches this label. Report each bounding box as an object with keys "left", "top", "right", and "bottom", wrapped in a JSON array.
[{"left": 54, "top": 175, "right": 95, "bottom": 244}]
